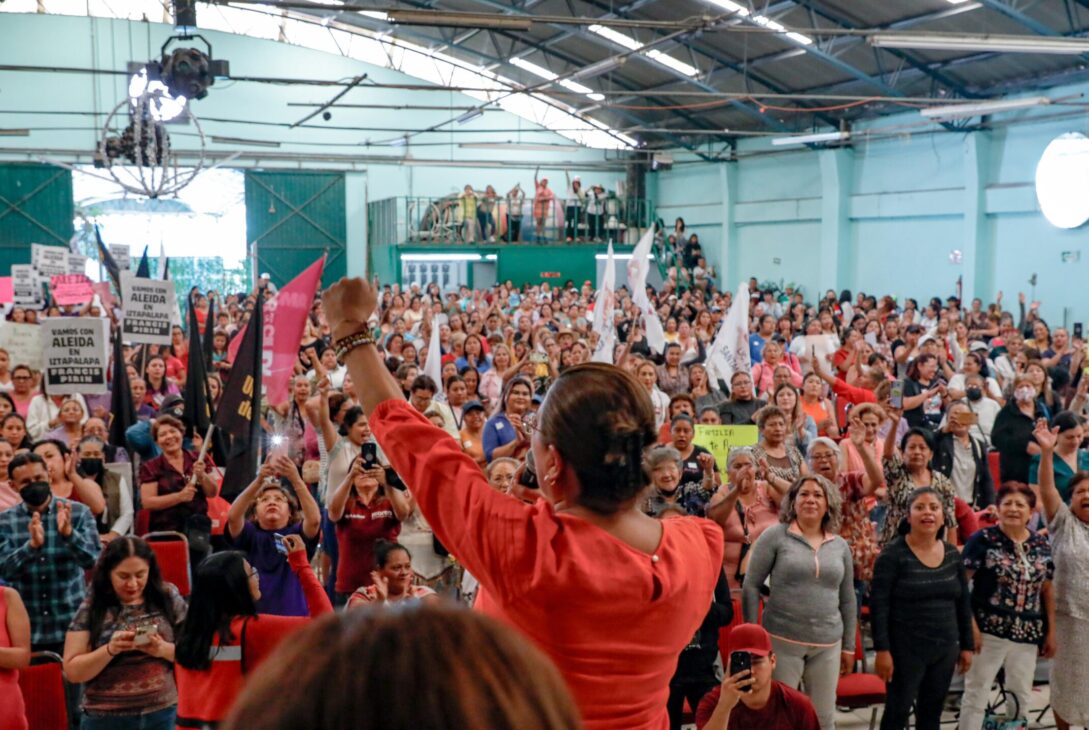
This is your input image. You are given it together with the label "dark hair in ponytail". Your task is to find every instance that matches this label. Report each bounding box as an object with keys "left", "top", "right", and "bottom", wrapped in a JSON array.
[{"left": 536, "top": 363, "right": 657, "bottom": 515}]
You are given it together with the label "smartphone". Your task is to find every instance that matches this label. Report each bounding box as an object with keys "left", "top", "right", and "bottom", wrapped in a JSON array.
[
  {"left": 1075, "top": 323, "right": 1083, "bottom": 340},
  {"left": 889, "top": 379, "right": 904, "bottom": 409},
  {"left": 361, "top": 442, "right": 378, "bottom": 470},
  {"left": 133, "top": 625, "right": 155, "bottom": 646},
  {"left": 273, "top": 533, "right": 287, "bottom": 555},
  {"left": 728, "top": 651, "right": 753, "bottom": 691}
]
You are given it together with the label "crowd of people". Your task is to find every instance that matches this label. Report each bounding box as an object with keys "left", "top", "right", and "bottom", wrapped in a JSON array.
[
  {"left": 453, "top": 170, "right": 615, "bottom": 244},
  {"left": 1, "top": 258, "right": 1088, "bottom": 730}
]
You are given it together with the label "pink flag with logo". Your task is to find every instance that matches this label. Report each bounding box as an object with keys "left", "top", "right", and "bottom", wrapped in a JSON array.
[{"left": 229, "top": 256, "right": 325, "bottom": 406}]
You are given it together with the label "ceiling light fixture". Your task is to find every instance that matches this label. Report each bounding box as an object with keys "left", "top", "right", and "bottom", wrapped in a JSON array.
[
  {"left": 386, "top": 9, "right": 532, "bottom": 31},
  {"left": 645, "top": 50, "right": 699, "bottom": 77},
  {"left": 510, "top": 57, "right": 605, "bottom": 101},
  {"left": 703, "top": 1, "right": 813, "bottom": 46},
  {"left": 769, "top": 130, "right": 850, "bottom": 147},
  {"left": 869, "top": 33, "right": 1089, "bottom": 55},
  {"left": 919, "top": 96, "right": 1051, "bottom": 119},
  {"left": 128, "top": 66, "right": 188, "bottom": 123},
  {"left": 568, "top": 56, "right": 627, "bottom": 80},
  {"left": 587, "top": 24, "right": 700, "bottom": 77},
  {"left": 455, "top": 108, "right": 484, "bottom": 124},
  {"left": 0, "top": 129, "right": 30, "bottom": 137},
  {"left": 459, "top": 141, "right": 587, "bottom": 152},
  {"left": 210, "top": 135, "right": 281, "bottom": 147}
]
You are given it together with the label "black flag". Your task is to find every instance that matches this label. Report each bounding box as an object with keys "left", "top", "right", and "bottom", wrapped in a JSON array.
[
  {"left": 215, "top": 286, "right": 263, "bottom": 501},
  {"left": 108, "top": 324, "right": 137, "bottom": 450},
  {"left": 202, "top": 293, "right": 216, "bottom": 372},
  {"left": 183, "top": 294, "right": 212, "bottom": 441},
  {"left": 94, "top": 226, "right": 122, "bottom": 292},
  {"left": 135, "top": 246, "right": 150, "bottom": 278}
]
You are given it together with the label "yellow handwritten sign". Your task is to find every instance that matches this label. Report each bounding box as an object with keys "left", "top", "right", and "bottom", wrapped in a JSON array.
[{"left": 693, "top": 425, "right": 759, "bottom": 481}]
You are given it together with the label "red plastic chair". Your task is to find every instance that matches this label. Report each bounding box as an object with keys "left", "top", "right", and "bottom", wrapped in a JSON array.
[
  {"left": 987, "top": 450, "right": 1001, "bottom": 487},
  {"left": 133, "top": 509, "right": 150, "bottom": 537},
  {"left": 18, "top": 651, "right": 67, "bottom": 730},
  {"left": 145, "top": 531, "right": 191, "bottom": 597},
  {"left": 835, "top": 625, "right": 886, "bottom": 730}
]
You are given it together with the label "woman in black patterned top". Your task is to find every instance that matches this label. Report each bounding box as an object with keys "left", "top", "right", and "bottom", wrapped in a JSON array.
[
  {"left": 871, "top": 487, "right": 973, "bottom": 730},
  {"left": 957, "top": 483, "right": 1054, "bottom": 729}
]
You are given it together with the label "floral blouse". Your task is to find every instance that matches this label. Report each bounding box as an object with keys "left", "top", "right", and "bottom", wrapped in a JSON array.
[
  {"left": 838, "top": 472, "right": 878, "bottom": 582},
  {"left": 751, "top": 443, "right": 804, "bottom": 486},
  {"left": 962, "top": 526, "right": 1053, "bottom": 645},
  {"left": 879, "top": 456, "right": 959, "bottom": 547}
]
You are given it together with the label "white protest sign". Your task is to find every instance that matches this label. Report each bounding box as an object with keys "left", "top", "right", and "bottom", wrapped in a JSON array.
[
  {"left": 0, "top": 322, "right": 44, "bottom": 371},
  {"left": 67, "top": 253, "right": 88, "bottom": 275},
  {"left": 31, "top": 244, "right": 69, "bottom": 278},
  {"left": 109, "top": 244, "right": 131, "bottom": 271},
  {"left": 12, "top": 265, "right": 40, "bottom": 305},
  {"left": 40, "top": 317, "right": 109, "bottom": 395},
  {"left": 121, "top": 271, "right": 173, "bottom": 344}
]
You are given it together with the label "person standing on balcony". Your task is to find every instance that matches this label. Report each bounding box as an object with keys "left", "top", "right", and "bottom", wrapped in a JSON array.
[
  {"left": 505, "top": 183, "right": 525, "bottom": 243},
  {"left": 458, "top": 184, "right": 478, "bottom": 243},
  {"left": 477, "top": 185, "right": 497, "bottom": 243},
  {"left": 586, "top": 183, "right": 606, "bottom": 242},
  {"left": 533, "top": 168, "right": 554, "bottom": 241},
  {"left": 563, "top": 173, "right": 585, "bottom": 242}
]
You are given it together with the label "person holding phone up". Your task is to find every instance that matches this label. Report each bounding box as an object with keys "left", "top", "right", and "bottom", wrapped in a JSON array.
[
  {"left": 328, "top": 452, "right": 413, "bottom": 605},
  {"left": 695, "top": 623, "right": 820, "bottom": 730},
  {"left": 226, "top": 455, "right": 321, "bottom": 617}
]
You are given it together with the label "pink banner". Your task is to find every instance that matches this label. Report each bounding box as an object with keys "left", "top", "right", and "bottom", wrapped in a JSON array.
[
  {"left": 229, "top": 256, "right": 325, "bottom": 406},
  {"left": 50, "top": 274, "right": 95, "bottom": 306},
  {"left": 91, "top": 282, "right": 116, "bottom": 312},
  {"left": 0, "top": 277, "right": 12, "bottom": 304}
]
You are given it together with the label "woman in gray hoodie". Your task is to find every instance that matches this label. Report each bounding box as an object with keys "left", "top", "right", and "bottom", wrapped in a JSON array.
[{"left": 741, "top": 474, "right": 856, "bottom": 730}]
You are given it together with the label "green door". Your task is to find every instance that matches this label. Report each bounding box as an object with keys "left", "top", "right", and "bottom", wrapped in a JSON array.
[
  {"left": 0, "top": 164, "right": 74, "bottom": 270},
  {"left": 244, "top": 171, "right": 346, "bottom": 288}
]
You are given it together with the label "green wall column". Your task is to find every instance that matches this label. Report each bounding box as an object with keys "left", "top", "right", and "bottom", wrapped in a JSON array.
[
  {"left": 345, "top": 172, "right": 367, "bottom": 277},
  {"left": 818, "top": 148, "right": 852, "bottom": 295},
  {"left": 719, "top": 162, "right": 738, "bottom": 290},
  {"left": 963, "top": 132, "right": 992, "bottom": 304}
]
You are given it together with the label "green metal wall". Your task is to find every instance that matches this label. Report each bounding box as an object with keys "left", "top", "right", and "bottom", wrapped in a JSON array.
[
  {"left": 0, "top": 164, "right": 74, "bottom": 270},
  {"left": 244, "top": 171, "right": 347, "bottom": 288}
]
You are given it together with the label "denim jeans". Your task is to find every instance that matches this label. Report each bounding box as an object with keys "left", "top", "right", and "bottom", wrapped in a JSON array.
[{"left": 81, "top": 706, "right": 176, "bottom": 730}]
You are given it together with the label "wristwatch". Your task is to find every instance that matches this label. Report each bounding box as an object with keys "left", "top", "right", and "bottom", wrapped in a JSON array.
[{"left": 334, "top": 331, "right": 375, "bottom": 364}]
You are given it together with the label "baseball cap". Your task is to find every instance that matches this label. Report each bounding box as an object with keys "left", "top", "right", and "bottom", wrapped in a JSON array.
[
  {"left": 463, "top": 400, "right": 485, "bottom": 414},
  {"left": 729, "top": 623, "right": 772, "bottom": 657},
  {"left": 159, "top": 395, "right": 185, "bottom": 419}
]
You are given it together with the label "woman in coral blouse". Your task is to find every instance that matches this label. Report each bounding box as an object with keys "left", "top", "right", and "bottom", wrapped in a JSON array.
[{"left": 323, "top": 277, "right": 724, "bottom": 730}]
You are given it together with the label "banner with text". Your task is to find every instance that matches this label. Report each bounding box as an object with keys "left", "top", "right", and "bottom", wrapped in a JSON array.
[
  {"left": 41, "top": 317, "right": 109, "bottom": 395},
  {"left": 121, "top": 271, "right": 173, "bottom": 344},
  {"left": 32, "top": 244, "right": 69, "bottom": 278},
  {"left": 12, "top": 265, "right": 40, "bottom": 306},
  {"left": 67, "top": 253, "right": 88, "bottom": 276},
  {"left": 108, "top": 244, "right": 131, "bottom": 271},
  {"left": 693, "top": 424, "right": 759, "bottom": 482},
  {"left": 0, "top": 322, "right": 44, "bottom": 371},
  {"left": 50, "top": 275, "right": 95, "bottom": 306}
]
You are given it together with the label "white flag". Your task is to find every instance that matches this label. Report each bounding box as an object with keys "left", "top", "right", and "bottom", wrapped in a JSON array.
[
  {"left": 626, "top": 227, "right": 666, "bottom": 354},
  {"left": 706, "top": 283, "right": 752, "bottom": 386},
  {"left": 592, "top": 243, "right": 617, "bottom": 363},
  {"left": 423, "top": 309, "right": 443, "bottom": 388}
]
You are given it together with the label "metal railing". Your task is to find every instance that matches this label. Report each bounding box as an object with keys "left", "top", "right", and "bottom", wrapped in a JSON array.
[{"left": 368, "top": 195, "right": 655, "bottom": 247}]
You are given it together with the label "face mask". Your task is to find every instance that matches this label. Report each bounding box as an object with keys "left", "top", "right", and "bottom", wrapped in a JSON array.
[
  {"left": 965, "top": 387, "right": 983, "bottom": 402},
  {"left": 19, "top": 481, "right": 51, "bottom": 508},
  {"left": 78, "top": 459, "right": 104, "bottom": 478},
  {"left": 1015, "top": 387, "right": 1036, "bottom": 403}
]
